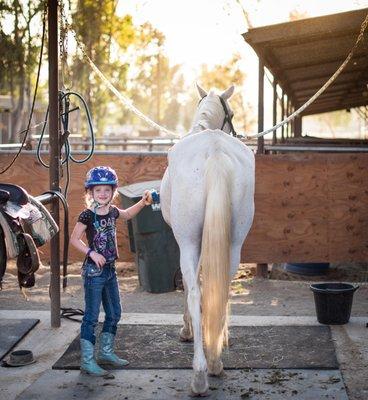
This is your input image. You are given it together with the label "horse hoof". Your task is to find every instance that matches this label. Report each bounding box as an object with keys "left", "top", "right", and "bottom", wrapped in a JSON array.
[
  {"left": 179, "top": 328, "right": 193, "bottom": 342},
  {"left": 189, "top": 389, "right": 210, "bottom": 397},
  {"left": 190, "top": 371, "right": 208, "bottom": 396},
  {"left": 208, "top": 359, "right": 223, "bottom": 376}
]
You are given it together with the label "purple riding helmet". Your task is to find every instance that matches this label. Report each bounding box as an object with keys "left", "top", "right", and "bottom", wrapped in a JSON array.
[{"left": 84, "top": 166, "right": 118, "bottom": 189}]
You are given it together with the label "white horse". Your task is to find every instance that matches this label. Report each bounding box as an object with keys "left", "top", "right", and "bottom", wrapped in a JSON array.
[{"left": 160, "top": 84, "right": 255, "bottom": 396}]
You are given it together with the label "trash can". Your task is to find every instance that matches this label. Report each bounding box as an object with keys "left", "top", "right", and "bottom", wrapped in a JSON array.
[
  {"left": 310, "top": 283, "right": 359, "bottom": 325},
  {"left": 118, "top": 180, "right": 182, "bottom": 293}
]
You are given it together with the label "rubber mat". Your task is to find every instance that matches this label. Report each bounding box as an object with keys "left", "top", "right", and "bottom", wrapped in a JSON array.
[
  {"left": 53, "top": 324, "right": 338, "bottom": 370},
  {"left": 0, "top": 319, "right": 40, "bottom": 360}
]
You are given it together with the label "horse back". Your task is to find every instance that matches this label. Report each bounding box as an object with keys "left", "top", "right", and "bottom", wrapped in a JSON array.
[
  {"left": 168, "top": 130, "right": 254, "bottom": 186},
  {"left": 166, "top": 130, "right": 255, "bottom": 241}
]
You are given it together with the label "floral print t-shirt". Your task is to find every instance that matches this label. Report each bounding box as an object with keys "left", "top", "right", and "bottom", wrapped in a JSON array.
[{"left": 78, "top": 205, "right": 120, "bottom": 263}]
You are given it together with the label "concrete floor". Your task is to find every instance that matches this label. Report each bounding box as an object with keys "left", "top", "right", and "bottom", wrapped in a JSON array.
[{"left": 0, "top": 271, "right": 367, "bottom": 400}]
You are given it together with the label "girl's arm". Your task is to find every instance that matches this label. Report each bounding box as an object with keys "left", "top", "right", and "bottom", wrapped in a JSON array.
[
  {"left": 70, "top": 222, "right": 106, "bottom": 267},
  {"left": 70, "top": 222, "right": 89, "bottom": 255},
  {"left": 118, "top": 190, "right": 152, "bottom": 220}
]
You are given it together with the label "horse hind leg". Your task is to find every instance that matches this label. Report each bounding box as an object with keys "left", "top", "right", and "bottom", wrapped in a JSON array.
[
  {"left": 180, "top": 281, "right": 193, "bottom": 342},
  {"left": 180, "top": 244, "right": 208, "bottom": 396}
]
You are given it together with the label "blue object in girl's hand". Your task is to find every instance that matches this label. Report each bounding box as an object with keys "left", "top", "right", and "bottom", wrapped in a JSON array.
[{"left": 149, "top": 189, "right": 160, "bottom": 204}]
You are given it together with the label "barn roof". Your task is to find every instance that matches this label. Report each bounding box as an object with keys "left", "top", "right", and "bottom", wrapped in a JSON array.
[{"left": 242, "top": 8, "right": 368, "bottom": 116}]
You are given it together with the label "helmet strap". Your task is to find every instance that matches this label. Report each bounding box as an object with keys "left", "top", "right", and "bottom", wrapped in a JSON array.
[{"left": 91, "top": 195, "right": 112, "bottom": 230}]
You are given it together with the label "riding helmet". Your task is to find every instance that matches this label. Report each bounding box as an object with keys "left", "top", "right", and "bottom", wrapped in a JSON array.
[{"left": 84, "top": 166, "right": 118, "bottom": 189}]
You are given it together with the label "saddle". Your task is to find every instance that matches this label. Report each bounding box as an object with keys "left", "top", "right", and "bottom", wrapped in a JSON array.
[{"left": 0, "top": 183, "right": 59, "bottom": 289}]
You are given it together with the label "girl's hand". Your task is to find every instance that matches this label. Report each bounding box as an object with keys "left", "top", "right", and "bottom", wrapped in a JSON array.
[
  {"left": 142, "top": 190, "right": 153, "bottom": 205},
  {"left": 90, "top": 251, "right": 106, "bottom": 268}
]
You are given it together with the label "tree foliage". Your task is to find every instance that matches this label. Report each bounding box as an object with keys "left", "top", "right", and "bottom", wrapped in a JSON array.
[
  {"left": 69, "top": 0, "right": 136, "bottom": 135},
  {"left": 0, "top": 0, "right": 44, "bottom": 142},
  {"left": 198, "top": 54, "right": 254, "bottom": 132},
  {"left": 0, "top": 1, "right": 255, "bottom": 140},
  {"left": 121, "top": 22, "right": 186, "bottom": 134}
]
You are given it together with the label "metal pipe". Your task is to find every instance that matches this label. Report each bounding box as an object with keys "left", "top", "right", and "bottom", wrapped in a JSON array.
[
  {"left": 257, "top": 60, "right": 265, "bottom": 154},
  {"left": 281, "top": 91, "right": 285, "bottom": 142},
  {"left": 256, "top": 60, "right": 268, "bottom": 278},
  {"left": 272, "top": 79, "right": 277, "bottom": 145},
  {"left": 264, "top": 145, "right": 368, "bottom": 152},
  {"left": 48, "top": 0, "right": 61, "bottom": 328},
  {"left": 34, "top": 192, "right": 55, "bottom": 205}
]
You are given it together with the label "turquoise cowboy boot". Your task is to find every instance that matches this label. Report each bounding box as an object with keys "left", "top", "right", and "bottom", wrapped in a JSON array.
[
  {"left": 97, "top": 332, "right": 129, "bottom": 367},
  {"left": 80, "top": 338, "right": 110, "bottom": 376}
]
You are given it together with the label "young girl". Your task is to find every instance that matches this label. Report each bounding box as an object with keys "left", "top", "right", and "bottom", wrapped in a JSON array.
[{"left": 70, "top": 166, "right": 152, "bottom": 377}]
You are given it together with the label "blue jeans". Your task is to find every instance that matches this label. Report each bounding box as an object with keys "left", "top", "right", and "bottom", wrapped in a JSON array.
[{"left": 81, "top": 263, "right": 121, "bottom": 344}]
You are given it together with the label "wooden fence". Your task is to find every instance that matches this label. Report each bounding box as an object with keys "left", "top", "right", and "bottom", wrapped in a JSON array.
[{"left": 0, "top": 151, "right": 367, "bottom": 263}]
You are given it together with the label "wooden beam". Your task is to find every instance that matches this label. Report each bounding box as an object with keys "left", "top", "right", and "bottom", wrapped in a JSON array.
[
  {"left": 48, "top": 0, "right": 61, "bottom": 328},
  {"left": 281, "top": 91, "right": 285, "bottom": 142},
  {"left": 256, "top": 60, "right": 268, "bottom": 278},
  {"left": 295, "top": 82, "right": 353, "bottom": 98},
  {"left": 272, "top": 79, "right": 277, "bottom": 145},
  {"left": 2, "top": 153, "right": 368, "bottom": 263},
  {"left": 257, "top": 60, "right": 265, "bottom": 154},
  {"left": 302, "top": 100, "right": 368, "bottom": 116},
  {"left": 272, "top": 52, "right": 367, "bottom": 72},
  {"left": 288, "top": 69, "right": 367, "bottom": 85},
  {"left": 294, "top": 116, "right": 302, "bottom": 137},
  {"left": 297, "top": 89, "right": 362, "bottom": 103},
  {"left": 242, "top": 8, "right": 367, "bottom": 46},
  {"left": 290, "top": 73, "right": 365, "bottom": 91}
]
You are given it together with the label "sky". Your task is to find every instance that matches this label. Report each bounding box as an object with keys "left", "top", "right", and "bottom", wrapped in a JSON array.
[
  {"left": 117, "top": 0, "right": 368, "bottom": 72},
  {"left": 116, "top": 0, "right": 368, "bottom": 132}
]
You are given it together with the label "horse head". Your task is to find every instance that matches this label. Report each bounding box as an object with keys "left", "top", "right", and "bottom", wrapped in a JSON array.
[{"left": 192, "top": 83, "right": 236, "bottom": 136}]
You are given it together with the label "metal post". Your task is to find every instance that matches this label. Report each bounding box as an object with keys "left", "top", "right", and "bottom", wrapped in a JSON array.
[
  {"left": 287, "top": 99, "right": 291, "bottom": 138},
  {"left": 294, "top": 116, "right": 302, "bottom": 137},
  {"left": 281, "top": 91, "right": 285, "bottom": 142},
  {"left": 257, "top": 60, "right": 264, "bottom": 154},
  {"left": 8, "top": 112, "right": 11, "bottom": 141},
  {"left": 48, "top": 0, "right": 61, "bottom": 328},
  {"left": 256, "top": 59, "right": 268, "bottom": 278},
  {"left": 272, "top": 79, "right": 277, "bottom": 145}
]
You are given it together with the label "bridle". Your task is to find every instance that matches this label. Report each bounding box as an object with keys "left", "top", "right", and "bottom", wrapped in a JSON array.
[{"left": 198, "top": 95, "right": 237, "bottom": 137}]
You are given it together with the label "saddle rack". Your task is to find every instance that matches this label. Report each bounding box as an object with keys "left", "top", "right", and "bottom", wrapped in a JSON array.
[{"left": 0, "top": 183, "right": 68, "bottom": 291}]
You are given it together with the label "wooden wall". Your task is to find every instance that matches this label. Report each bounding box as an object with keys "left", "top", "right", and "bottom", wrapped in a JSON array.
[{"left": 0, "top": 152, "right": 367, "bottom": 263}]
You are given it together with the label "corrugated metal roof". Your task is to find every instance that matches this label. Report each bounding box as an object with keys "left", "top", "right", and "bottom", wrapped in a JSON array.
[{"left": 242, "top": 8, "right": 368, "bottom": 116}]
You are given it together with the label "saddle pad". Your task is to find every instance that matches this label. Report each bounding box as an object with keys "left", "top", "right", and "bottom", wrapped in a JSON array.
[{"left": 0, "top": 211, "right": 19, "bottom": 259}]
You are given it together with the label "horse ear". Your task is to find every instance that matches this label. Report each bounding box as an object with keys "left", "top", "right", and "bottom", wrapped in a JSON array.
[
  {"left": 196, "top": 83, "right": 207, "bottom": 99},
  {"left": 221, "top": 85, "right": 235, "bottom": 100}
]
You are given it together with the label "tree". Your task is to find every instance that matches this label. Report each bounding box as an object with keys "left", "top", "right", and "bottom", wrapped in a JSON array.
[
  {"left": 122, "top": 22, "right": 186, "bottom": 135},
  {"left": 198, "top": 54, "right": 254, "bottom": 133},
  {"left": 0, "top": 0, "right": 44, "bottom": 142},
  {"left": 69, "top": 0, "right": 136, "bottom": 135}
]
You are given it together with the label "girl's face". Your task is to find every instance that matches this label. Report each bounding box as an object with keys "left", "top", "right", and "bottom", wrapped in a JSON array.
[{"left": 92, "top": 185, "right": 113, "bottom": 205}]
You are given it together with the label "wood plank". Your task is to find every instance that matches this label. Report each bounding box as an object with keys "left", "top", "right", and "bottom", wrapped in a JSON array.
[
  {"left": 327, "top": 154, "right": 368, "bottom": 261},
  {"left": 1, "top": 152, "right": 367, "bottom": 264},
  {"left": 243, "top": 154, "right": 329, "bottom": 262}
]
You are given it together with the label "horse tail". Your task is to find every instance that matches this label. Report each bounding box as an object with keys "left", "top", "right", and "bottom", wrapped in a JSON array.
[{"left": 201, "top": 147, "right": 233, "bottom": 367}]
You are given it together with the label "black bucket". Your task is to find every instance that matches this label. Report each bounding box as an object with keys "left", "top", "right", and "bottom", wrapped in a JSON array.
[{"left": 310, "top": 283, "right": 359, "bottom": 325}]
